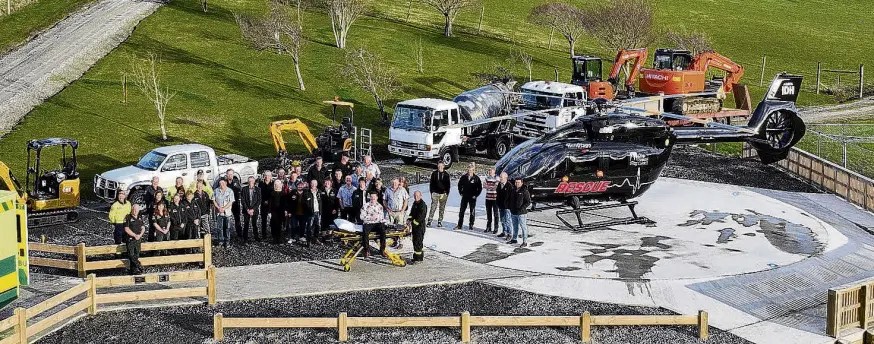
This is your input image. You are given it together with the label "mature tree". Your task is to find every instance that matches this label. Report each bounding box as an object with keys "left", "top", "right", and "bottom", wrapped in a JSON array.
[
  {"left": 320, "top": 0, "right": 367, "bottom": 49},
  {"left": 343, "top": 48, "right": 401, "bottom": 123},
  {"left": 528, "top": 3, "right": 586, "bottom": 57},
  {"left": 421, "top": 0, "right": 480, "bottom": 37},
  {"left": 666, "top": 29, "right": 713, "bottom": 55},
  {"left": 584, "top": 0, "right": 654, "bottom": 53},
  {"left": 235, "top": 4, "right": 306, "bottom": 90},
  {"left": 129, "top": 52, "right": 175, "bottom": 141}
]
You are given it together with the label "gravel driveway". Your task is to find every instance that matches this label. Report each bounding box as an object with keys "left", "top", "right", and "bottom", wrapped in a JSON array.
[{"left": 0, "top": 0, "right": 161, "bottom": 135}]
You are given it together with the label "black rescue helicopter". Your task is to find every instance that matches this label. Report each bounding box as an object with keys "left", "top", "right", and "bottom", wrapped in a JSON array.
[{"left": 491, "top": 73, "right": 806, "bottom": 230}]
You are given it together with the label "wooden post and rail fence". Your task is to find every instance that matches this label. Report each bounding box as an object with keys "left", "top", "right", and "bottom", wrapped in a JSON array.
[
  {"left": 213, "top": 310, "right": 709, "bottom": 343},
  {"left": 0, "top": 267, "right": 216, "bottom": 344},
  {"left": 743, "top": 146, "right": 874, "bottom": 213},
  {"left": 28, "top": 234, "right": 212, "bottom": 277}
]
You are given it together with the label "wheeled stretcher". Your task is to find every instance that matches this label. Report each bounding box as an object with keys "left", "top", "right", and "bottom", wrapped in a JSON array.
[{"left": 331, "top": 219, "right": 409, "bottom": 272}]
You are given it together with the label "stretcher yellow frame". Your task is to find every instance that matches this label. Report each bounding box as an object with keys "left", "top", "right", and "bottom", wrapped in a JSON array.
[{"left": 333, "top": 224, "right": 409, "bottom": 272}]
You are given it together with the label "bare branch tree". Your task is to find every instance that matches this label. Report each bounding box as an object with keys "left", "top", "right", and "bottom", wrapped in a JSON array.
[
  {"left": 421, "top": 0, "right": 480, "bottom": 37},
  {"left": 528, "top": 3, "right": 585, "bottom": 57},
  {"left": 320, "top": 0, "right": 367, "bottom": 49},
  {"left": 515, "top": 48, "right": 533, "bottom": 82},
  {"left": 415, "top": 37, "right": 424, "bottom": 73},
  {"left": 584, "top": 0, "right": 654, "bottom": 53},
  {"left": 201, "top": 0, "right": 208, "bottom": 12},
  {"left": 129, "top": 52, "right": 175, "bottom": 141},
  {"left": 343, "top": 48, "right": 401, "bottom": 124},
  {"left": 666, "top": 29, "right": 713, "bottom": 55},
  {"left": 472, "top": 63, "right": 514, "bottom": 86},
  {"left": 235, "top": 4, "right": 306, "bottom": 90}
]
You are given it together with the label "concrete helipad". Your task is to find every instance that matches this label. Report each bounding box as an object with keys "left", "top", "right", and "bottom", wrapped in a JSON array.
[{"left": 414, "top": 178, "right": 845, "bottom": 281}]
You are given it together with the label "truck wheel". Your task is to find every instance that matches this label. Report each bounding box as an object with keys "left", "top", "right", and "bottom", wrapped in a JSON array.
[
  {"left": 401, "top": 157, "right": 417, "bottom": 165},
  {"left": 128, "top": 188, "right": 146, "bottom": 208},
  {"left": 439, "top": 149, "right": 453, "bottom": 168},
  {"left": 492, "top": 138, "right": 511, "bottom": 159}
]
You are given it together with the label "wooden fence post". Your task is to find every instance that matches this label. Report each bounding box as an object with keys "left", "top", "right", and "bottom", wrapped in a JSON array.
[
  {"left": 477, "top": 6, "right": 484, "bottom": 35},
  {"left": 15, "top": 307, "right": 26, "bottom": 344},
  {"left": 827, "top": 290, "right": 840, "bottom": 337},
  {"left": 214, "top": 313, "right": 224, "bottom": 341},
  {"left": 460, "top": 312, "right": 470, "bottom": 343},
  {"left": 698, "top": 310, "right": 709, "bottom": 340},
  {"left": 338, "top": 312, "right": 348, "bottom": 341},
  {"left": 207, "top": 265, "right": 217, "bottom": 305},
  {"left": 860, "top": 285, "right": 870, "bottom": 330},
  {"left": 88, "top": 274, "right": 97, "bottom": 315},
  {"left": 76, "top": 243, "right": 87, "bottom": 278},
  {"left": 816, "top": 62, "right": 822, "bottom": 94},
  {"left": 759, "top": 55, "right": 767, "bottom": 86},
  {"left": 863, "top": 329, "right": 874, "bottom": 344},
  {"left": 203, "top": 234, "right": 212, "bottom": 268},
  {"left": 581, "top": 312, "right": 591, "bottom": 343}
]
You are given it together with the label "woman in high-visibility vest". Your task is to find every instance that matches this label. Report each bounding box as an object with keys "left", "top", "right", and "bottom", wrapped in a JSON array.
[{"left": 109, "top": 191, "right": 132, "bottom": 244}]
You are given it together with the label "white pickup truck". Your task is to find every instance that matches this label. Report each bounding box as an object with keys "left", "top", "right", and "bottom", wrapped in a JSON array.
[{"left": 93, "top": 144, "right": 258, "bottom": 204}]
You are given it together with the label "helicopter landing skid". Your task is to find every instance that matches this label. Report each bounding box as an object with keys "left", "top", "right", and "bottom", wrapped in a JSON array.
[{"left": 554, "top": 201, "right": 653, "bottom": 231}]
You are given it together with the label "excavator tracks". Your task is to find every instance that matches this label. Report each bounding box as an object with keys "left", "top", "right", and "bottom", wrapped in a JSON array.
[{"left": 28, "top": 209, "right": 79, "bottom": 228}]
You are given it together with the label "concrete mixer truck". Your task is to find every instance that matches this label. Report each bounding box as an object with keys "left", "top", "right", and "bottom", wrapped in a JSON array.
[{"left": 388, "top": 82, "right": 517, "bottom": 168}]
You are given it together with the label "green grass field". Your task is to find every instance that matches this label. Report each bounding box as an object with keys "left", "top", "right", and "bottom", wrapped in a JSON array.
[
  {"left": 0, "top": 0, "right": 872, "bottom": 196},
  {"left": 0, "top": 0, "right": 96, "bottom": 53}
]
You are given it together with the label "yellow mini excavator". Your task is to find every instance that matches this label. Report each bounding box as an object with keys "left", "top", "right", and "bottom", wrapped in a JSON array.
[
  {"left": 270, "top": 98, "right": 357, "bottom": 169},
  {"left": 0, "top": 138, "right": 81, "bottom": 228}
]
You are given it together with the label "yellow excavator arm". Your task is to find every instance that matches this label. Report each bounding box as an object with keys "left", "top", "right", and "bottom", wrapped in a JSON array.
[{"left": 270, "top": 119, "right": 319, "bottom": 154}]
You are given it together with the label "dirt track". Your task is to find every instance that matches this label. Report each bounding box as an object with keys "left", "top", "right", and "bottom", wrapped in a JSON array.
[
  {"left": 799, "top": 96, "right": 874, "bottom": 123},
  {"left": 0, "top": 0, "right": 161, "bottom": 135}
]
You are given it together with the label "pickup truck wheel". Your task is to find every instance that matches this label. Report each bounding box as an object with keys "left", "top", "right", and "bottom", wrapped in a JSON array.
[
  {"left": 401, "top": 157, "right": 417, "bottom": 165},
  {"left": 439, "top": 149, "right": 453, "bottom": 168},
  {"left": 128, "top": 188, "right": 146, "bottom": 208}
]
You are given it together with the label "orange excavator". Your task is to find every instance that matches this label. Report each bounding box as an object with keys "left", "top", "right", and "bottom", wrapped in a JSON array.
[
  {"left": 636, "top": 49, "right": 746, "bottom": 115},
  {"left": 607, "top": 48, "right": 649, "bottom": 97}
]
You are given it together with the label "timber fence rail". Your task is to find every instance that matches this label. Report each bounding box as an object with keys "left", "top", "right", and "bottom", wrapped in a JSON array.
[
  {"left": 0, "top": 267, "right": 216, "bottom": 344},
  {"left": 213, "top": 310, "right": 709, "bottom": 343},
  {"left": 743, "top": 145, "right": 874, "bottom": 213},
  {"left": 28, "top": 234, "right": 212, "bottom": 277},
  {"left": 827, "top": 279, "right": 874, "bottom": 337}
]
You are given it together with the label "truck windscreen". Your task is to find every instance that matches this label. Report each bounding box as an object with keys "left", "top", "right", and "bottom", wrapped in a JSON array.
[
  {"left": 136, "top": 151, "right": 167, "bottom": 171},
  {"left": 393, "top": 106, "right": 431, "bottom": 131},
  {"left": 521, "top": 90, "right": 562, "bottom": 109}
]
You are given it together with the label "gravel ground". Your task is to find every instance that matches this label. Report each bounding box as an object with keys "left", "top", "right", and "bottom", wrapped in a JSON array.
[
  {"left": 0, "top": 0, "right": 161, "bottom": 134},
  {"left": 798, "top": 96, "right": 874, "bottom": 123},
  {"left": 26, "top": 147, "right": 819, "bottom": 277},
  {"left": 36, "top": 282, "right": 750, "bottom": 344}
]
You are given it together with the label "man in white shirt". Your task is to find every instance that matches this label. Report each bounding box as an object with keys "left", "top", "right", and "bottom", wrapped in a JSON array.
[
  {"left": 213, "top": 179, "right": 235, "bottom": 248},
  {"left": 383, "top": 178, "right": 409, "bottom": 225}
]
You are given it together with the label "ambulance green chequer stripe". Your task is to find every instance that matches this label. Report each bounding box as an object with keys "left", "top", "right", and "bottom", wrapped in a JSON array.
[{"left": 0, "top": 256, "right": 15, "bottom": 276}]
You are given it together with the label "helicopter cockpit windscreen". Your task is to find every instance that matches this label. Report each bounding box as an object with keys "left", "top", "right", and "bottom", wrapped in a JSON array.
[
  {"left": 496, "top": 141, "right": 566, "bottom": 180},
  {"left": 392, "top": 105, "right": 432, "bottom": 131}
]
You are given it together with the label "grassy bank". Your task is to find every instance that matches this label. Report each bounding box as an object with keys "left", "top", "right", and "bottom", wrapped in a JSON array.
[{"left": 0, "top": 0, "right": 96, "bottom": 53}]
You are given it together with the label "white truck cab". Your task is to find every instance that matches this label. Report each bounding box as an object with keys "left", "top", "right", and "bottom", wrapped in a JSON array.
[
  {"left": 388, "top": 98, "right": 462, "bottom": 166},
  {"left": 514, "top": 81, "right": 588, "bottom": 138},
  {"left": 94, "top": 144, "right": 258, "bottom": 205}
]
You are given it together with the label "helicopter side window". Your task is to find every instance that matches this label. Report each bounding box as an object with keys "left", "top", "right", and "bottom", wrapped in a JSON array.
[{"left": 161, "top": 154, "right": 188, "bottom": 172}]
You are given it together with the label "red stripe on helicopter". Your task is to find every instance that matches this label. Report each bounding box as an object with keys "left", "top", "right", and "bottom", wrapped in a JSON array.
[{"left": 554, "top": 181, "right": 611, "bottom": 194}]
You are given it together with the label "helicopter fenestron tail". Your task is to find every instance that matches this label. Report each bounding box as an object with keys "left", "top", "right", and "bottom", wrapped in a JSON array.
[{"left": 634, "top": 73, "right": 806, "bottom": 165}]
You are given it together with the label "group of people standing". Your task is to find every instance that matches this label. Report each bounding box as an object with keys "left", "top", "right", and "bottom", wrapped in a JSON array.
[
  {"left": 428, "top": 162, "right": 532, "bottom": 248},
  {"left": 108, "top": 170, "right": 217, "bottom": 275}
]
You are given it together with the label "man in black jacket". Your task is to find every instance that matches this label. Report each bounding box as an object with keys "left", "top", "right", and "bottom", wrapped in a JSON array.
[
  {"left": 495, "top": 172, "right": 512, "bottom": 238},
  {"left": 508, "top": 178, "right": 532, "bottom": 247},
  {"left": 454, "top": 163, "right": 482, "bottom": 231},
  {"left": 307, "top": 157, "right": 329, "bottom": 190},
  {"left": 428, "top": 162, "right": 451, "bottom": 228},
  {"left": 333, "top": 154, "right": 353, "bottom": 178},
  {"left": 320, "top": 179, "right": 340, "bottom": 239},
  {"left": 351, "top": 177, "right": 367, "bottom": 224},
  {"left": 259, "top": 171, "right": 275, "bottom": 241},
  {"left": 407, "top": 190, "right": 428, "bottom": 263},
  {"left": 241, "top": 176, "right": 261, "bottom": 243},
  {"left": 302, "top": 180, "right": 320, "bottom": 246}
]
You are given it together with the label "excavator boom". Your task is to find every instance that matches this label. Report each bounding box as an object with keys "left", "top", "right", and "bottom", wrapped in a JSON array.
[
  {"left": 689, "top": 52, "right": 745, "bottom": 93},
  {"left": 270, "top": 119, "right": 319, "bottom": 154},
  {"left": 608, "top": 48, "right": 648, "bottom": 91}
]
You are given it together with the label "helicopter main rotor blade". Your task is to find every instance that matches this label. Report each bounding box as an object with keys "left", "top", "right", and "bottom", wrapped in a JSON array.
[
  {"left": 619, "top": 106, "right": 757, "bottom": 134},
  {"left": 441, "top": 106, "right": 588, "bottom": 130}
]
